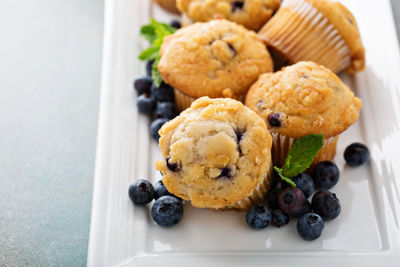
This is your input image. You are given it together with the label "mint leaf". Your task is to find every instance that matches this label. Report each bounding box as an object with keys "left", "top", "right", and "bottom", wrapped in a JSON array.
[
  {"left": 274, "top": 166, "right": 296, "bottom": 187},
  {"left": 138, "top": 19, "right": 176, "bottom": 86},
  {"left": 150, "top": 18, "right": 176, "bottom": 38},
  {"left": 140, "top": 25, "right": 156, "bottom": 43},
  {"left": 138, "top": 46, "right": 159, "bottom": 61},
  {"left": 151, "top": 57, "right": 163, "bottom": 87},
  {"left": 282, "top": 134, "right": 324, "bottom": 177}
]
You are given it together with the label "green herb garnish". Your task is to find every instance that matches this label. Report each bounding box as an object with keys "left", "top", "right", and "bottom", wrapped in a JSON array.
[
  {"left": 138, "top": 19, "right": 176, "bottom": 86},
  {"left": 274, "top": 134, "right": 324, "bottom": 187}
]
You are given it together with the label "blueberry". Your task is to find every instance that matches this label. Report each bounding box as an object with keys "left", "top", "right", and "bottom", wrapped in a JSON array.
[
  {"left": 297, "top": 213, "right": 324, "bottom": 241},
  {"left": 227, "top": 43, "right": 236, "bottom": 55},
  {"left": 150, "top": 118, "right": 169, "bottom": 142},
  {"left": 146, "top": 60, "right": 154, "bottom": 77},
  {"left": 294, "top": 200, "right": 312, "bottom": 218},
  {"left": 344, "top": 143, "right": 369, "bottom": 167},
  {"left": 151, "top": 83, "right": 175, "bottom": 102},
  {"left": 151, "top": 196, "right": 183, "bottom": 227},
  {"left": 137, "top": 94, "right": 156, "bottom": 115},
  {"left": 267, "top": 113, "right": 281, "bottom": 127},
  {"left": 128, "top": 179, "right": 155, "bottom": 205},
  {"left": 312, "top": 161, "right": 340, "bottom": 190},
  {"left": 278, "top": 188, "right": 306, "bottom": 216},
  {"left": 283, "top": 173, "right": 314, "bottom": 198},
  {"left": 231, "top": 1, "right": 244, "bottom": 12},
  {"left": 271, "top": 209, "right": 289, "bottom": 228},
  {"left": 311, "top": 190, "right": 341, "bottom": 220},
  {"left": 217, "top": 167, "right": 232, "bottom": 179},
  {"left": 170, "top": 20, "right": 181, "bottom": 29},
  {"left": 134, "top": 76, "right": 152, "bottom": 95},
  {"left": 245, "top": 204, "right": 272, "bottom": 230},
  {"left": 155, "top": 102, "right": 177, "bottom": 119},
  {"left": 154, "top": 180, "right": 174, "bottom": 199},
  {"left": 267, "top": 187, "right": 282, "bottom": 210},
  {"left": 166, "top": 156, "right": 181, "bottom": 172}
]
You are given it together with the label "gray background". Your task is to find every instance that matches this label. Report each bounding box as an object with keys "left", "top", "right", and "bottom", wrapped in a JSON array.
[{"left": 0, "top": 0, "right": 398, "bottom": 266}]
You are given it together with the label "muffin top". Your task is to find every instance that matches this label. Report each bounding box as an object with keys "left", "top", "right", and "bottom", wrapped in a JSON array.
[
  {"left": 158, "top": 19, "right": 273, "bottom": 99},
  {"left": 245, "top": 61, "right": 362, "bottom": 138},
  {"left": 305, "top": 0, "right": 365, "bottom": 72},
  {"left": 177, "top": 0, "right": 281, "bottom": 31},
  {"left": 155, "top": 97, "right": 272, "bottom": 209}
]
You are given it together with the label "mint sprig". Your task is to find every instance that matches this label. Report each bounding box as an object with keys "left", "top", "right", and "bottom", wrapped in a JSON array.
[
  {"left": 274, "top": 134, "right": 324, "bottom": 187},
  {"left": 138, "top": 19, "right": 176, "bottom": 86}
]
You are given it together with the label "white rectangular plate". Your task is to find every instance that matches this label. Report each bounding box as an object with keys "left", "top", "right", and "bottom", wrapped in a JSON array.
[{"left": 88, "top": 0, "right": 400, "bottom": 266}]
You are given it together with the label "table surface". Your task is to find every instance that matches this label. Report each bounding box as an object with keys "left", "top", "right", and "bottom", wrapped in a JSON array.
[{"left": 0, "top": 0, "right": 399, "bottom": 266}]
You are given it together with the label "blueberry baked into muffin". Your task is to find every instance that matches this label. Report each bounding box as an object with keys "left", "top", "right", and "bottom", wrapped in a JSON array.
[
  {"left": 158, "top": 19, "right": 273, "bottom": 111},
  {"left": 245, "top": 61, "right": 362, "bottom": 168},
  {"left": 177, "top": 0, "right": 281, "bottom": 31},
  {"left": 155, "top": 97, "right": 273, "bottom": 210},
  {"left": 258, "top": 0, "right": 365, "bottom": 73}
]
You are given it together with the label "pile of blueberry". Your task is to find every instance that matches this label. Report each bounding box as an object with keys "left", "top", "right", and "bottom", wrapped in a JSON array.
[
  {"left": 129, "top": 179, "right": 184, "bottom": 227},
  {"left": 134, "top": 74, "right": 177, "bottom": 142},
  {"left": 245, "top": 142, "right": 369, "bottom": 241},
  {"left": 133, "top": 20, "right": 181, "bottom": 142}
]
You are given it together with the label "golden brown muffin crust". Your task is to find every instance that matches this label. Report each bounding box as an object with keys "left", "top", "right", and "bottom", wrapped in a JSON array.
[
  {"left": 155, "top": 97, "right": 272, "bottom": 209},
  {"left": 245, "top": 61, "right": 362, "bottom": 138},
  {"left": 158, "top": 19, "right": 273, "bottom": 99},
  {"left": 177, "top": 0, "right": 281, "bottom": 31}
]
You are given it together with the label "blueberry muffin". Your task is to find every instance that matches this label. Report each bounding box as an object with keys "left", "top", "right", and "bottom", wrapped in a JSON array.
[
  {"left": 245, "top": 61, "right": 362, "bottom": 167},
  {"left": 155, "top": 0, "right": 180, "bottom": 14},
  {"left": 177, "top": 0, "right": 281, "bottom": 31},
  {"left": 158, "top": 19, "right": 273, "bottom": 111},
  {"left": 155, "top": 97, "right": 273, "bottom": 210},
  {"left": 258, "top": 0, "right": 365, "bottom": 73}
]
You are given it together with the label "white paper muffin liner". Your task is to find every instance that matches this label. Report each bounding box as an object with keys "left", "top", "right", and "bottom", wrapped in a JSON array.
[
  {"left": 174, "top": 88, "right": 196, "bottom": 112},
  {"left": 258, "top": 0, "right": 351, "bottom": 73},
  {"left": 271, "top": 132, "right": 339, "bottom": 171}
]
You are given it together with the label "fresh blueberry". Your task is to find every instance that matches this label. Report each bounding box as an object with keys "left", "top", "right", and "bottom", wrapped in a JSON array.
[
  {"left": 146, "top": 60, "right": 154, "bottom": 77},
  {"left": 134, "top": 76, "right": 152, "bottom": 95},
  {"left": 271, "top": 209, "right": 289, "bottom": 228},
  {"left": 153, "top": 180, "right": 182, "bottom": 201},
  {"left": 166, "top": 156, "right": 181, "bottom": 172},
  {"left": 231, "top": 1, "right": 244, "bottom": 12},
  {"left": 283, "top": 173, "right": 314, "bottom": 198},
  {"left": 170, "top": 20, "right": 181, "bottom": 29},
  {"left": 150, "top": 118, "right": 169, "bottom": 142},
  {"left": 312, "top": 161, "right": 340, "bottom": 190},
  {"left": 137, "top": 94, "right": 156, "bottom": 115},
  {"left": 311, "top": 190, "right": 341, "bottom": 220},
  {"left": 294, "top": 200, "right": 312, "bottom": 218},
  {"left": 245, "top": 204, "right": 272, "bottom": 230},
  {"left": 278, "top": 188, "right": 306, "bottom": 216},
  {"left": 154, "top": 180, "right": 174, "bottom": 199},
  {"left": 297, "top": 213, "right": 324, "bottom": 241},
  {"left": 128, "top": 179, "right": 155, "bottom": 205},
  {"left": 267, "top": 187, "right": 282, "bottom": 210},
  {"left": 151, "top": 83, "right": 175, "bottom": 102},
  {"left": 155, "top": 102, "right": 177, "bottom": 119},
  {"left": 267, "top": 113, "right": 281, "bottom": 127},
  {"left": 344, "top": 143, "right": 369, "bottom": 167},
  {"left": 151, "top": 196, "right": 183, "bottom": 227}
]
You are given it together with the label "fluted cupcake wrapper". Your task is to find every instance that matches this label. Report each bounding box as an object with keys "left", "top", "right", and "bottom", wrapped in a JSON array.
[
  {"left": 154, "top": 0, "right": 180, "bottom": 14},
  {"left": 216, "top": 161, "right": 273, "bottom": 211},
  {"left": 173, "top": 89, "right": 196, "bottom": 112},
  {"left": 271, "top": 132, "right": 339, "bottom": 172},
  {"left": 258, "top": 0, "right": 351, "bottom": 73}
]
